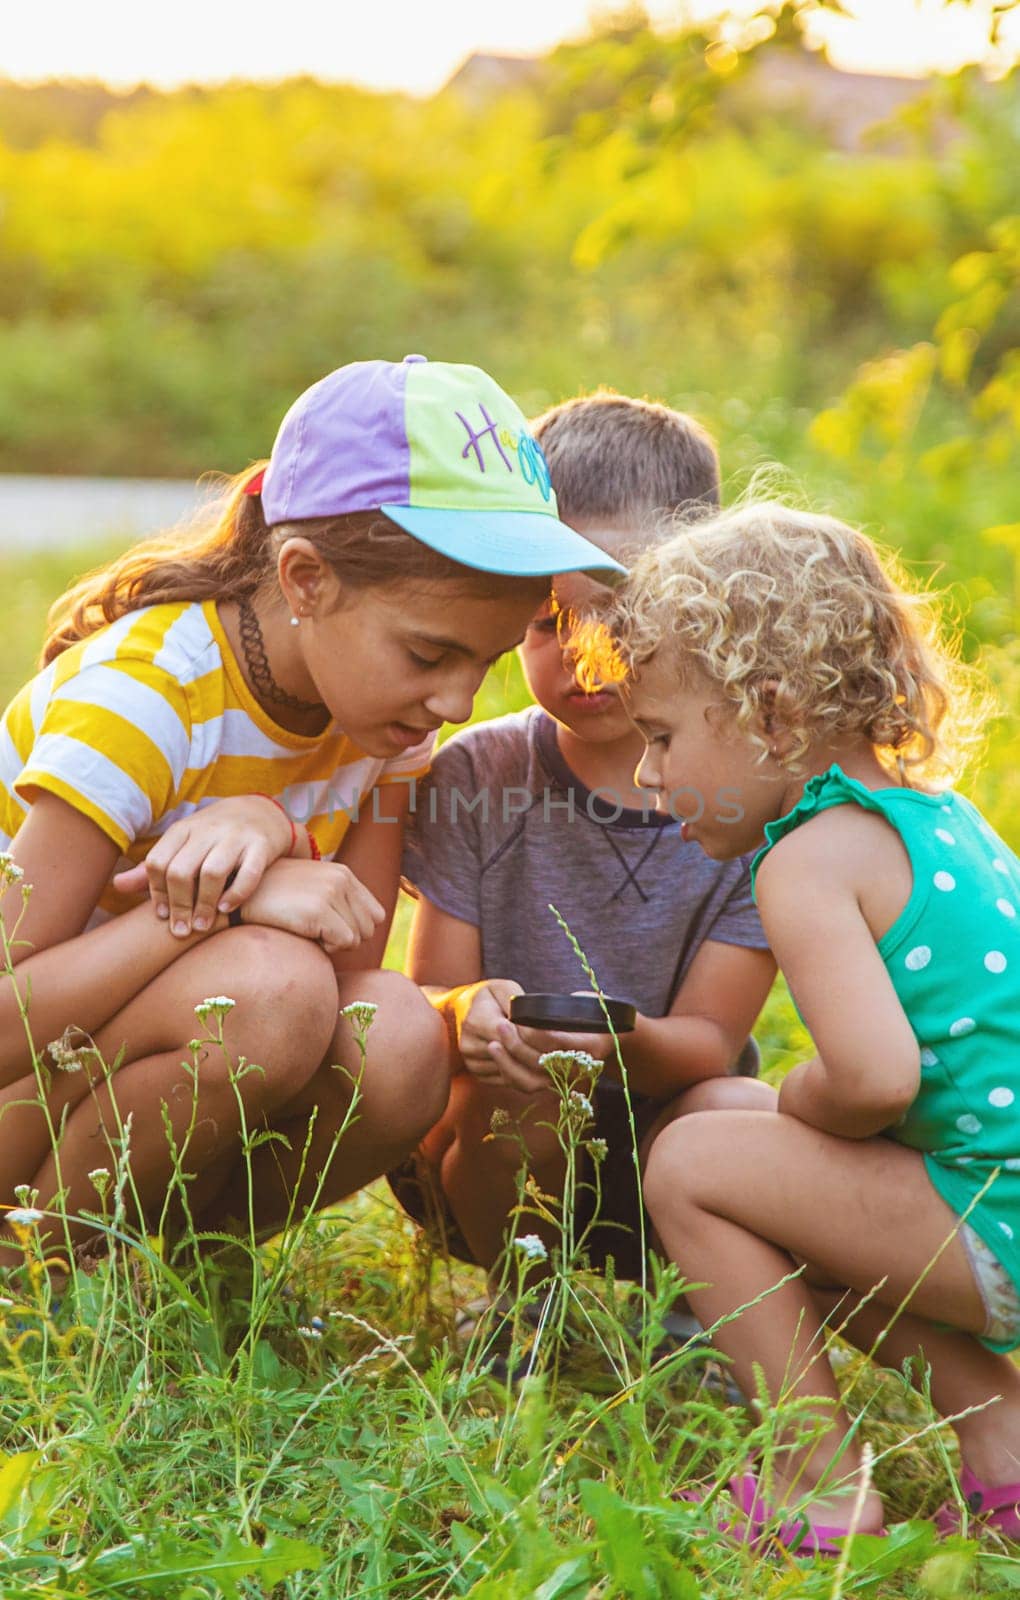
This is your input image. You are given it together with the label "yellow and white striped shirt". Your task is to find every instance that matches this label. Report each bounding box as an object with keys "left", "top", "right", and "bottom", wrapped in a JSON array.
[{"left": 0, "top": 600, "right": 434, "bottom": 916}]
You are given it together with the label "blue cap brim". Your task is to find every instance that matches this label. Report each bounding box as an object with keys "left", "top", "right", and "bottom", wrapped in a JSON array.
[{"left": 380, "top": 504, "right": 627, "bottom": 580}]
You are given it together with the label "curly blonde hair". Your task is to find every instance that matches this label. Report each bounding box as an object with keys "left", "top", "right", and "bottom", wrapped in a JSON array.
[{"left": 574, "top": 501, "right": 988, "bottom": 786}]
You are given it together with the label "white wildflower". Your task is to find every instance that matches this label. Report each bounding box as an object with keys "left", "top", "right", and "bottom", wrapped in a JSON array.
[
  {"left": 6, "top": 1207, "right": 44, "bottom": 1227},
  {"left": 88, "top": 1168, "right": 111, "bottom": 1196},
  {"left": 569, "top": 1091, "right": 595, "bottom": 1119},
  {"left": 340, "top": 1001, "right": 378, "bottom": 1031},
  {"left": 194, "top": 995, "right": 237, "bottom": 1021},
  {"left": 586, "top": 1137, "right": 608, "bottom": 1163},
  {"left": 297, "top": 1324, "right": 323, "bottom": 1340},
  {"left": 514, "top": 1234, "right": 548, "bottom": 1262},
  {"left": 538, "top": 1049, "right": 600, "bottom": 1074},
  {"left": 0, "top": 852, "right": 24, "bottom": 888}
]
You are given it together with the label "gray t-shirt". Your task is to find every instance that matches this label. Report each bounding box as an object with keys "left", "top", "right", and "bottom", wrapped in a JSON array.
[{"left": 403, "top": 706, "right": 770, "bottom": 1018}]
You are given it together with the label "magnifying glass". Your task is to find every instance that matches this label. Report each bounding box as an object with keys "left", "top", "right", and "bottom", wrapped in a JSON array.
[{"left": 508, "top": 993, "right": 637, "bottom": 1034}]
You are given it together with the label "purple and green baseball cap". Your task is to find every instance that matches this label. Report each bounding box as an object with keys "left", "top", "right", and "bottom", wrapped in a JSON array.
[{"left": 248, "top": 355, "right": 626, "bottom": 580}]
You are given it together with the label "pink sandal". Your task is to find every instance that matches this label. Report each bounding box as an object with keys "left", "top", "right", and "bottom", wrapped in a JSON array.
[
  {"left": 935, "top": 1468, "right": 1020, "bottom": 1540},
  {"left": 680, "top": 1468, "right": 885, "bottom": 1558}
]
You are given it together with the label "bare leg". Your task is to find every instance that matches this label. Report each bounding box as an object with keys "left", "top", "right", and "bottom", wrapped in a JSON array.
[
  {"left": 643, "top": 1109, "right": 995, "bottom": 1532},
  {"left": 421, "top": 1073, "right": 565, "bottom": 1270},
  {"left": 206, "top": 969, "right": 451, "bottom": 1236},
  {"left": 419, "top": 1073, "right": 780, "bottom": 1275},
  {"left": 2, "top": 927, "right": 339, "bottom": 1261},
  {"left": 814, "top": 1288, "right": 1020, "bottom": 1487}
]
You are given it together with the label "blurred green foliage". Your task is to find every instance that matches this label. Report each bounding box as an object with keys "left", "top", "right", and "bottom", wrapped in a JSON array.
[
  {"left": 0, "top": 16, "right": 1015, "bottom": 478},
  {"left": 0, "top": 10, "right": 1016, "bottom": 844}
]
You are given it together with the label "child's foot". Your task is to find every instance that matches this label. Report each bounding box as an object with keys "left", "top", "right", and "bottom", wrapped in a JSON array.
[
  {"left": 935, "top": 1468, "right": 1020, "bottom": 1540},
  {"left": 681, "top": 1464, "right": 886, "bottom": 1557}
]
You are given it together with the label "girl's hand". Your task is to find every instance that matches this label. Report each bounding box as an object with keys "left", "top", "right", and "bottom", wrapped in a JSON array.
[
  {"left": 452, "top": 980, "right": 614, "bottom": 1095},
  {"left": 113, "top": 795, "right": 303, "bottom": 936},
  {"left": 237, "top": 857, "right": 385, "bottom": 956}
]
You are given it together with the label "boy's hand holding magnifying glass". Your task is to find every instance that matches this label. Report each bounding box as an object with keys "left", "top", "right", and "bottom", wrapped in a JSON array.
[{"left": 450, "top": 980, "right": 634, "bottom": 1095}]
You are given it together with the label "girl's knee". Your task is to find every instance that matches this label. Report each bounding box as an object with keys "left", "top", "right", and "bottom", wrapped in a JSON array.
[
  {"left": 219, "top": 929, "right": 338, "bottom": 1074},
  {"left": 334, "top": 971, "right": 451, "bottom": 1137}
]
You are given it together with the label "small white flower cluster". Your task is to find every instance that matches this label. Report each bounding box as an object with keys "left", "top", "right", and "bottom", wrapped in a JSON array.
[
  {"left": 514, "top": 1233, "right": 548, "bottom": 1262},
  {"left": 298, "top": 1315, "right": 326, "bottom": 1339},
  {"left": 538, "top": 1049, "right": 601, "bottom": 1075},
  {"left": 569, "top": 1091, "right": 595, "bottom": 1119},
  {"left": 340, "top": 1001, "right": 379, "bottom": 1031},
  {"left": 194, "top": 995, "right": 237, "bottom": 1021},
  {"left": 6, "top": 1207, "right": 44, "bottom": 1228},
  {"left": 586, "top": 1137, "right": 609, "bottom": 1163},
  {"left": 0, "top": 852, "right": 24, "bottom": 888}
]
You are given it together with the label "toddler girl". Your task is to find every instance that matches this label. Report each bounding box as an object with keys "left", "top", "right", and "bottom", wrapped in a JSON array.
[{"left": 577, "top": 501, "right": 1020, "bottom": 1552}]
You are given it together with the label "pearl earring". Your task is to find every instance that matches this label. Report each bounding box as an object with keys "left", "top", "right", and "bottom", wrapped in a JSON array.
[{"left": 290, "top": 615, "right": 300, "bottom": 627}]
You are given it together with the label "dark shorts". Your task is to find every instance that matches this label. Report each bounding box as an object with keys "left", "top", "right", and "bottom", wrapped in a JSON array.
[{"left": 387, "top": 1037, "right": 761, "bottom": 1281}]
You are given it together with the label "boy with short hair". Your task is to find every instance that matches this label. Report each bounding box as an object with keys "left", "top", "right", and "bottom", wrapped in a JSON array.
[{"left": 396, "top": 390, "right": 776, "bottom": 1277}]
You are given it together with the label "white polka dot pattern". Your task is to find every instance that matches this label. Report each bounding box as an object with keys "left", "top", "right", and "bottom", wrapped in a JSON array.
[
  {"left": 949, "top": 1017, "right": 976, "bottom": 1037},
  {"left": 779, "top": 767, "right": 1020, "bottom": 1265}
]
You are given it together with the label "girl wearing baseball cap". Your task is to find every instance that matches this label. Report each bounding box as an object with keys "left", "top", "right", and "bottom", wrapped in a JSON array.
[{"left": 0, "top": 356, "right": 623, "bottom": 1263}]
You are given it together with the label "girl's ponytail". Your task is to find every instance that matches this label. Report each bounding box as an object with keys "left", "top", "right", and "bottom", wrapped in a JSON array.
[{"left": 41, "top": 469, "right": 273, "bottom": 665}]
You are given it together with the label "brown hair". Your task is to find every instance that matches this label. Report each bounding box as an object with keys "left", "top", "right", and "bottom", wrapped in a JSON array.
[
  {"left": 42, "top": 468, "right": 546, "bottom": 665},
  {"left": 532, "top": 389, "right": 720, "bottom": 531},
  {"left": 574, "top": 501, "right": 990, "bottom": 787}
]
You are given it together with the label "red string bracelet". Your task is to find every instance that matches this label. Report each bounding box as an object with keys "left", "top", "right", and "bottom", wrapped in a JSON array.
[{"left": 252, "top": 792, "right": 298, "bottom": 857}]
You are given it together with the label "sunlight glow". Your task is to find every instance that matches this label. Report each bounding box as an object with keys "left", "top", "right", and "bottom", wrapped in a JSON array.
[{"left": 1, "top": 0, "right": 1016, "bottom": 93}]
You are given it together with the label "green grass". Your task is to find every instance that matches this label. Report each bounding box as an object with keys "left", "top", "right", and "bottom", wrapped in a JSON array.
[{"left": 2, "top": 538, "right": 1018, "bottom": 1598}]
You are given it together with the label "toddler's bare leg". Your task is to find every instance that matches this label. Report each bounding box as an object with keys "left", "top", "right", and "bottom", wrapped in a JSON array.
[
  {"left": 644, "top": 1109, "right": 992, "bottom": 1530},
  {"left": 814, "top": 1287, "right": 1020, "bottom": 1488}
]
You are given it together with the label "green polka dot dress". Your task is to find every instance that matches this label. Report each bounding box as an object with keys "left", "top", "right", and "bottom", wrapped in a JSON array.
[{"left": 754, "top": 765, "right": 1020, "bottom": 1350}]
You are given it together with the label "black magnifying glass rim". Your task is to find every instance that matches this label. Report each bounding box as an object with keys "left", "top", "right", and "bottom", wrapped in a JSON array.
[{"left": 508, "top": 993, "right": 637, "bottom": 1034}]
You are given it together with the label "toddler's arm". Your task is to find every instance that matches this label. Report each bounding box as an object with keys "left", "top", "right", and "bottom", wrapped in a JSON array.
[{"left": 757, "top": 830, "right": 920, "bottom": 1139}]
